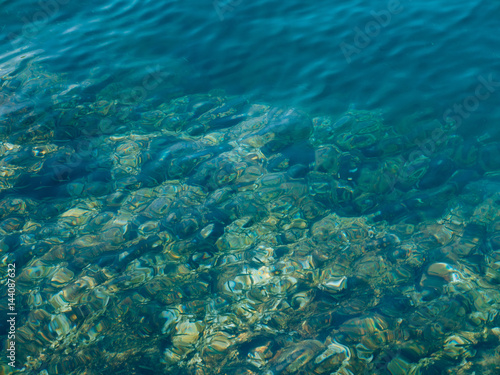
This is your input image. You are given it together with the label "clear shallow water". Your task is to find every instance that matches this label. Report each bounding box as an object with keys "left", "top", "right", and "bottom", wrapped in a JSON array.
[
  {"left": 2, "top": 1, "right": 500, "bottom": 374},
  {"left": 2, "top": 0, "right": 500, "bottom": 139}
]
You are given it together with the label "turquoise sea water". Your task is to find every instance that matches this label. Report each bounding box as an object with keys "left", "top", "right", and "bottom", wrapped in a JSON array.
[
  {"left": 1, "top": 1, "right": 500, "bottom": 374},
  {"left": 2, "top": 0, "right": 500, "bottom": 138}
]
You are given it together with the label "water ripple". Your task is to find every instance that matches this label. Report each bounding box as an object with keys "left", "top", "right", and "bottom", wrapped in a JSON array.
[{"left": 1, "top": 0, "right": 499, "bottom": 139}]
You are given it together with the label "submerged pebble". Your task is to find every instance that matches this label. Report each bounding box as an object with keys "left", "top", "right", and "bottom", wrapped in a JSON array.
[{"left": 1, "top": 63, "right": 500, "bottom": 375}]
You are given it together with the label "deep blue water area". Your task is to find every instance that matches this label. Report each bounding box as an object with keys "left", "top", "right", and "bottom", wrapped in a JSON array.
[{"left": 2, "top": 0, "right": 500, "bottom": 140}]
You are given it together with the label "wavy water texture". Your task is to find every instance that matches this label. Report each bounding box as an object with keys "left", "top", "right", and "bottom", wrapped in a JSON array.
[{"left": 1, "top": 0, "right": 499, "bottom": 139}]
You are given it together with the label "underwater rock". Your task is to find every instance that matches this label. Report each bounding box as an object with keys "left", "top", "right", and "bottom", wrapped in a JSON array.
[{"left": 2, "top": 63, "right": 500, "bottom": 375}]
